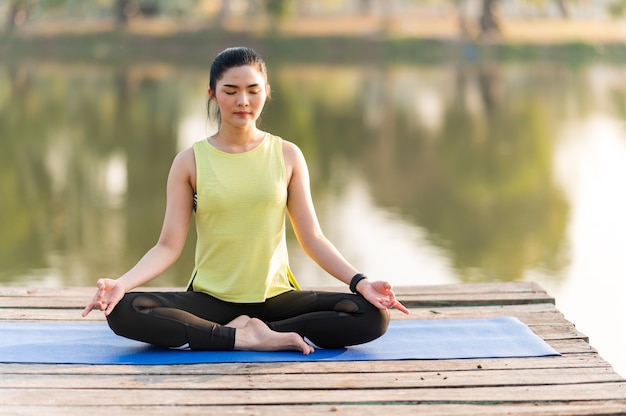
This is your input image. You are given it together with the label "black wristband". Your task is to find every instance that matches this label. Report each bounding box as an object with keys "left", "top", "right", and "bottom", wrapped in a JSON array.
[{"left": 349, "top": 273, "right": 368, "bottom": 294}]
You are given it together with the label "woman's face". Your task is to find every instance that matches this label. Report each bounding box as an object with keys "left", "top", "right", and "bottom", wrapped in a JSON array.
[{"left": 210, "top": 65, "right": 268, "bottom": 129}]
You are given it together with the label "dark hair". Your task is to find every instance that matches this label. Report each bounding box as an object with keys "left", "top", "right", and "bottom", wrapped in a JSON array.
[{"left": 207, "top": 47, "right": 270, "bottom": 122}]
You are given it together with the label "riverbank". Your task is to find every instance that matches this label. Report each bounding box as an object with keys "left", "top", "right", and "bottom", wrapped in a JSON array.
[{"left": 2, "top": 15, "right": 626, "bottom": 65}]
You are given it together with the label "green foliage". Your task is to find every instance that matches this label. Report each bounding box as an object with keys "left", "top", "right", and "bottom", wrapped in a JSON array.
[
  {"left": 265, "top": 0, "right": 291, "bottom": 19},
  {"left": 608, "top": 0, "right": 626, "bottom": 18}
]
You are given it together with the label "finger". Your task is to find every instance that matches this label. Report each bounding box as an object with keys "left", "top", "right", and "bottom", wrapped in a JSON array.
[
  {"left": 96, "top": 279, "right": 109, "bottom": 295},
  {"left": 81, "top": 305, "right": 92, "bottom": 317},
  {"left": 104, "top": 298, "right": 118, "bottom": 316},
  {"left": 81, "top": 302, "right": 96, "bottom": 317},
  {"left": 393, "top": 300, "right": 410, "bottom": 315}
]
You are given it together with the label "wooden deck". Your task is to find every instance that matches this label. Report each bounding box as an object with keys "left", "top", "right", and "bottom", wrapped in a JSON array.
[{"left": 1, "top": 282, "right": 625, "bottom": 415}]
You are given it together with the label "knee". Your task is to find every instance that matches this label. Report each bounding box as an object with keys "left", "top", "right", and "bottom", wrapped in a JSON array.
[
  {"left": 105, "top": 292, "right": 153, "bottom": 337},
  {"left": 349, "top": 300, "right": 390, "bottom": 346},
  {"left": 368, "top": 306, "right": 391, "bottom": 338},
  {"left": 334, "top": 295, "right": 390, "bottom": 338},
  {"left": 105, "top": 294, "right": 132, "bottom": 336}
]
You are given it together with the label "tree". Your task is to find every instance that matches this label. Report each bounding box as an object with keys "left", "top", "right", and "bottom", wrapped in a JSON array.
[
  {"left": 114, "top": 0, "right": 131, "bottom": 27},
  {"left": 479, "top": 0, "right": 501, "bottom": 38},
  {"left": 555, "top": 0, "right": 570, "bottom": 18},
  {"left": 608, "top": 0, "right": 626, "bottom": 18},
  {"left": 265, "top": 0, "right": 290, "bottom": 20},
  {"left": 5, "top": 0, "right": 33, "bottom": 32}
]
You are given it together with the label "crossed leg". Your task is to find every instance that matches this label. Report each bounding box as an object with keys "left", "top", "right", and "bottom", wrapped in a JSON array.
[
  {"left": 227, "top": 315, "right": 314, "bottom": 354},
  {"left": 107, "top": 293, "right": 314, "bottom": 354}
]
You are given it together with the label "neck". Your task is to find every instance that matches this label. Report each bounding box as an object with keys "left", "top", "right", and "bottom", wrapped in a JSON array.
[
  {"left": 217, "top": 123, "right": 258, "bottom": 142},
  {"left": 210, "top": 126, "right": 265, "bottom": 153}
]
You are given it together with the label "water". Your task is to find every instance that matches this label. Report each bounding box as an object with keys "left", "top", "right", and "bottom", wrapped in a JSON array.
[{"left": 1, "top": 59, "right": 625, "bottom": 376}]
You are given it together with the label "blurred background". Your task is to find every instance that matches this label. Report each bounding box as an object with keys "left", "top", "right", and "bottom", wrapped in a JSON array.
[{"left": 1, "top": 0, "right": 626, "bottom": 375}]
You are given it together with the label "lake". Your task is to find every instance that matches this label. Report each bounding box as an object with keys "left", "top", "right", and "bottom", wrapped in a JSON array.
[{"left": 1, "top": 56, "right": 625, "bottom": 376}]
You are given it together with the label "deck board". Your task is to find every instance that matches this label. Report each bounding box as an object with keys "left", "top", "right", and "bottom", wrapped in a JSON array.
[
  {"left": 1, "top": 282, "right": 625, "bottom": 415},
  {"left": 4, "top": 403, "right": 626, "bottom": 416},
  {"left": 3, "top": 383, "right": 626, "bottom": 404}
]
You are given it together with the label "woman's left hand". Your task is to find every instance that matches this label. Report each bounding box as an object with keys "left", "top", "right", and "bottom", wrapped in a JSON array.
[{"left": 357, "top": 280, "right": 410, "bottom": 314}]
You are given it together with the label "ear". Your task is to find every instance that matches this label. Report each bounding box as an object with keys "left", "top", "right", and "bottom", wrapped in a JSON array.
[{"left": 207, "top": 88, "right": 216, "bottom": 100}]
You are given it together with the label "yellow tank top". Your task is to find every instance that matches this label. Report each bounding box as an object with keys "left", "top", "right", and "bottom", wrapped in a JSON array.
[{"left": 188, "top": 134, "right": 297, "bottom": 302}]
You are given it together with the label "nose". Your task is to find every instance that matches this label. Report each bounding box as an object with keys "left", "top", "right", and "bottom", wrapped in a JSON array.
[{"left": 236, "top": 92, "right": 249, "bottom": 107}]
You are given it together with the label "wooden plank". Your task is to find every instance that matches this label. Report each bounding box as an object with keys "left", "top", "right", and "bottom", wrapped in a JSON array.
[
  {"left": 545, "top": 338, "right": 595, "bottom": 354},
  {"left": 0, "top": 296, "right": 107, "bottom": 309},
  {"left": 1, "top": 293, "right": 553, "bottom": 308},
  {"left": 1, "top": 383, "right": 626, "bottom": 406},
  {"left": 3, "top": 402, "right": 626, "bottom": 416},
  {"left": 0, "top": 302, "right": 563, "bottom": 319},
  {"left": 398, "top": 292, "right": 554, "bottom": 307},
  {"left": 0, "top": 282, "right": 555, "bottom": 308},
  {"left": 522, "top": 323, "right": 587, "bottom": 341},
  {"left": 0, "top": 308, "right": 106, "bottom": 321},
  {"left": 371, "top": 281, "right": 547, "bottom": 297},
  {"left": 0, "top": 287, "right": 91, "bottom": 297},
  {"left": 391, "top": 304, "right": 570, "bottom": 325},
  {"left": 0, "top": 282, "right": 544, "bottom": 298},
  {"left": 1, "top": 367, "right": 622, "bottom": 390},
  {"left": 317, "top": 282, "right": 556, "bottom": 305}
]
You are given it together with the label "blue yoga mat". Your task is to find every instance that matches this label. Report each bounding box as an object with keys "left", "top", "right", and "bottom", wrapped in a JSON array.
[{"left": 0, "top": 316, "right": 559, "bottom": 365}]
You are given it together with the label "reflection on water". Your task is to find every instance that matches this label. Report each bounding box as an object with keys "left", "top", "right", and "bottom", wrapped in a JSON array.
[
  {"left": 0, "top": 59, "right": 614, "bottom": 287},
  {"left": 3, "top": 58, "right": 626, "bottom": 376}
]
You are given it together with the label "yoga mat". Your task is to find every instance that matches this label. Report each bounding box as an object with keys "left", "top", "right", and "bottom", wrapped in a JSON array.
[{"left": 0, "top": 316, "right": 559, "bottom": 365}]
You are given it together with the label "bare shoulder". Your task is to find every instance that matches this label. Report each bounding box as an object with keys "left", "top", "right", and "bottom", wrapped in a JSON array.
[
  {"left": 169, "top": 146, "right": 197, "bottom": 188},
  {"left": 281, "top": 139, "right": 305, "bottom": 165},
  {"left": 172, "top": 146, "right": 196, "bottom": 169},
  {"left": 281, "top": 139, "right": 307, "bottom": 182},
  {"left": 177, "top": 145, "right": 196, "bottom": 161}
]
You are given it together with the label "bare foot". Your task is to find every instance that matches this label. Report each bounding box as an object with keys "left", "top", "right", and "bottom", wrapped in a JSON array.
[
  {"left": 225, "top": 315, "right": 251, "bottom": 329},
  {"left": 234, "top": 318, "right": 314, "bottom": 355}
]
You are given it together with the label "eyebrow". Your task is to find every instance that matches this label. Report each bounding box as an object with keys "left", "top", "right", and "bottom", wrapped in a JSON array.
[{"left": 222, "top": 83, "right": 261, "bottom": 89}]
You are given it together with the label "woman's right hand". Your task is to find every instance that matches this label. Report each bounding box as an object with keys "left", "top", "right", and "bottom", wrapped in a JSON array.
[
  {"left": 81, "top": 278, "right": 126, "bottom": 317},
  {"left": 357, "top": 279, "right": 410, "bottom": 315}
]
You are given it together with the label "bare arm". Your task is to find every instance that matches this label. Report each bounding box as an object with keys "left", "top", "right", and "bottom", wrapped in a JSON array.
[
  {"left": 82, "top": 148, "right": 196, "bottom": 316},
  {"left": 284, "top": 142, "right": 355, "bottom": 284},
  {"left": 284, "top": 141, "right": 408, "bottom": 314}
]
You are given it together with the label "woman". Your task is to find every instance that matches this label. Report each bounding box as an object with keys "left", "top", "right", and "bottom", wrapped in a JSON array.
[{"left": 82, "top": 47, "right": 408, "bottom": 354}]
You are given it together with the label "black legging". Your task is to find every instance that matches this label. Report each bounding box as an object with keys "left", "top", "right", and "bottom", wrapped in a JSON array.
[{"left": 106, "top": 289, "right": 389, "bottom": 351}]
